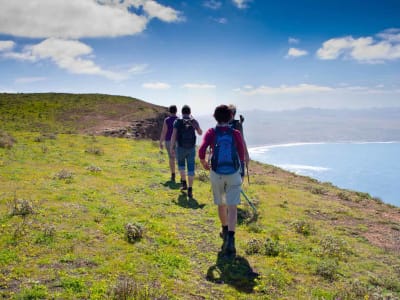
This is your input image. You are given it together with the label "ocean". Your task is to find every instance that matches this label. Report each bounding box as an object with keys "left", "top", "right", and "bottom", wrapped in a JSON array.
[{"left": 248, "top": 142, "right": 400, "bottom": 207}]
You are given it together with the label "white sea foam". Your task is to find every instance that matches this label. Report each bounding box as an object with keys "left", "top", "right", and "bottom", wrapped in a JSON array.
[
  {"left": 277, "top": 164, "right": 330, "bottom": 173},
  {"left": 249, "top": 141, "right": 399, "bottom": 154}
]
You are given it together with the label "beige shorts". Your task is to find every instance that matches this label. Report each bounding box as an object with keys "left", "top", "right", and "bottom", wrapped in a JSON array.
[{"left": 210, "top": 170, "right": 242, "bottom": 205}]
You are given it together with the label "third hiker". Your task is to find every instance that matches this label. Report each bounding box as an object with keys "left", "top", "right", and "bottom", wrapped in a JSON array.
[
  {"left": 170, "top": 105, "right": 202, "bottom": 199},
  {"left": 198, "top": 104, "right": 245, "bottom": 256}
]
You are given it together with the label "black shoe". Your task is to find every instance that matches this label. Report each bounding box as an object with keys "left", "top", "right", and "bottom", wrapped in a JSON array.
[
  {"left": 188, "top": 187, "right": 193, "bottom": 198},
  {"left": 171, "top": 173, "right": 175, "bottom": 183},
  {"left": 219, "top": 226, "right": 228, "bottom": 239},
  {"left": 224, "top": 234, "right": 236, "bottom": 256},
  {"left": 180, "top": 180, "right": 187, "bottom": 190}
]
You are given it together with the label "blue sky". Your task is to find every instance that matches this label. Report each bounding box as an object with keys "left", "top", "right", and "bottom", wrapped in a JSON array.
[{"left": 0, "top": 0, "right": 399, "bottom": 115}]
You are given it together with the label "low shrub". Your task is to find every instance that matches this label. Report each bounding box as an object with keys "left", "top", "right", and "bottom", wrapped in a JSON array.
[
  {"left": 17, "top": 284, "right": 49, "bottom": 299},
  {"left": 9, "top": 197, "right": 34, "bottom": 216},
  {"left": 316, "top": 259, "right": 339, "bottom": 281},
  {"left": 291, "top": 220, "right": 313, "bottom": 236},
  {"left": 125, "top": 222, "right": 144, "bottom": 243},
  {"left": 110, "top": 276, "right": 168, "bottom": 300},
  {"left": 264, "top": 237, "right": 281, "bottom": 257},
  {"left": 86, "top": 165, "right": 102, "bottom": 172},
  {"left": 54, "top": 169, "right": 74, "bottom": 180},
  {"left": 318, "top": 235, "right": 350, "bottom": 259},
  {"left": 85, "top": 146, "right": 104, "bottom": 155},
  {"left": 245, "top": 238, "right": 264, "bottom": 255},
  {"left": 0, "top": 131, "right": 16, "bottom": 149}
]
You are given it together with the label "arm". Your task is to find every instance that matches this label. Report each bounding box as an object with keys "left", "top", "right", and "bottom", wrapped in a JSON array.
[
  {"left": 159, "top": 119, "right": 167, "bottom": 150},
  {"left": 170, "top": 128, "right": 177, "bottom": 158},
  {"left": 193, "top": 119, "right": 203, "bottom": 135},
  {"left": 198, "top": 129, "right": 212, "bottom": 170},
  {"left": 237, "top": 122, "right": 250, "bottom": 165},
  {"left": 233, "top": 130, "right": 245, "bottom": 177}
]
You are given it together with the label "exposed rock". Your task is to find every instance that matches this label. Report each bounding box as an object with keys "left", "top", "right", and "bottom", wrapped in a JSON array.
[{"left": 102, "top": 112, "right": 168, "bottom": 140}]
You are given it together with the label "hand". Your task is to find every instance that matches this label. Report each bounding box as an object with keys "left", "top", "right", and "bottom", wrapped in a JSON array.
[
  {"left": 201, "top": 159, "right": 210, "bottom": 170},
  {"left": 159, "top": 142, "right": 163, "bottom": 150}
]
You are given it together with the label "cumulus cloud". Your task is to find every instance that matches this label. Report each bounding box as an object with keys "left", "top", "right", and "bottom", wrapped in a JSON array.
[
  {"left": 142, "top": 82, "right": 171, "bottom": 89},
  {"left": 0, "top": 40, "right": 15, "bottom": 52},
  {"left": 3, "top": 38, "right": 126, "bottom": 80},
  {"left": 287, "top": 47, "right": 308, "bottom": 58},
  {"left": 182, "top": 83, "right": 216, "bottom": 89},
  {"left": 236, "top": 83, "right": 334, "bottom": 95},
  {"left": 0, "top": 0, "right": 182, "bottom": 39},
  {"left": 203, "top": 0, "right": 222, "bottom": 10},
  {"left": 317, "top": 28, "right": 400, "bottom": 63},
  {"left": 232, "top": 0, "right": 252, "bottom": 9}
]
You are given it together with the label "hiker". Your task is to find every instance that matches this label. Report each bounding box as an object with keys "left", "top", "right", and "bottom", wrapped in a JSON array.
[
  {"left": 170, "top": 105, "right": 203, "bottom": 198},
  {"left": 198, "top": 104, "right": 245, "bottom": 256},
  {"left": 228, "top": 104, "right": 250, "bottom": 169},
  {"left": 159, "top": 105, "right": 178, "bottom": 182}
]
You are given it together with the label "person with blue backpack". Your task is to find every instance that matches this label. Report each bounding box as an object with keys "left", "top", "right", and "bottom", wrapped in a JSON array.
[
  {"left": 198, "top": 105, "right": 245, "bottom": 256},
  {"left": 170, "top": 105, "right": 203, "bottom": 198}
]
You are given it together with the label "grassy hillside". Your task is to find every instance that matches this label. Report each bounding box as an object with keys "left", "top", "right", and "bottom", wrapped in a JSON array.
[
  {"left": 0, "top": 93, "right": 166, "bottom": 134},
  {"left": 0, "top": 94, "right": 399, "bottom": 299}
]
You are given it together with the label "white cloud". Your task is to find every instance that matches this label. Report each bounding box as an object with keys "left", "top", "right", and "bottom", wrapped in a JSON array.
[
  {"left": 232, "top": 0, "right": 251, "bottom": 9},
  {"left": 4, "top": 38, "right": 126, "bottom": 80},
  {"left": 376, "top": 28, "right": 400, "bottom": 42},
  {"left": 0, "top": 40, "right": 15, "bottom": 52},
  {"left": 15, "top": 77, "right": 47, "bottom": 84},
  {"left": 142, "top": 82, "right": 171, "bottom": 89},
  {"left": 317, "top": 28, "right": 400, "bottom": 63},
  {"left": 0, "top": 0, "right": 181, "bottom": 39},
  {"left": 236, "top": 83, "right": 334, "bottom": 95},
  {"left": 203, "top": 0, "right": 222, "bottom": 10},
  {"left": 140, "top": 0, "right": 183, "bottom": 22},
  {"left": 287, "top": 47, "right": 308, "bottom": 58},
  {"left": 182, "top": 83, "right": 216, "bottom": 89},
  {"left": 128, "top": 64, "right": 149, "bottom": 75},
  {"left": 288, "top": 37, "right": 299, "bottom": 44}
]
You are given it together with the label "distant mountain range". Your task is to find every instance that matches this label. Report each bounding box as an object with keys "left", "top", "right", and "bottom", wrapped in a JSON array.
[{"left": 198, "top": 107, "right": 400, "bottom": 147}]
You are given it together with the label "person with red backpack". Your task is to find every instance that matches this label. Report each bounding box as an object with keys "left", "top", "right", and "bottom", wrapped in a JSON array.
[
  {"left": 198, "top": 105, "right": 245, "bottom": 256},
  {"left": 170, "top": 105, "right": 202, "bottom": 198},
  {"left": 159, "top": 105, "right": 178, "bottom": 182}
]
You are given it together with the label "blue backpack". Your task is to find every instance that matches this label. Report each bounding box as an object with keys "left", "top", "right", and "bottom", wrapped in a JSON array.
[{"left": 211, "top": 127, "right": 240, "bottom": 175}]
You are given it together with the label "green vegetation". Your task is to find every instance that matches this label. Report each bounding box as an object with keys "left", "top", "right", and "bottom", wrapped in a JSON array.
[{"left": 0, "top": 93, "right": 399, "bottom": 299}]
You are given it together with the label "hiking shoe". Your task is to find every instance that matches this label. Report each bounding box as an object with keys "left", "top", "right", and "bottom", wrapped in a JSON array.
[
  {"left": 219, "top": 227, "right": 228, "bottom": 239},
  {"left": 187, "top": 187, "right": 193, "bottom": 198},
  {"left": 180, "top": 180, "right": 187, "bottom": 190},
  {"left": 225, "top": 235, "right": 236, "bottom": 256}
]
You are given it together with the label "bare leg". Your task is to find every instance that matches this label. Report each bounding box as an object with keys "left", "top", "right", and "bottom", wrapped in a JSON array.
[
  {"left": 218, "top": 205, "right": 228, "bottom": 226},
  {"left": 227, "top": 205, "right": 237, "bottom": 232},
  {"left": 169, "top": 156, "right": 175, "bottom": 174},
  {"left": 180, "top": 170, "right": 186, "bottom": 182},
  {"left": 188, "top": 175, "right": 194, "bottom": 188}
]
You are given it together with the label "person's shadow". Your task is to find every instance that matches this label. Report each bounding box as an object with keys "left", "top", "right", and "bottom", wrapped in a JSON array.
[
  {"left": 162, "top": 180, "right": 181, "bottom": 190},
  {"left": 173, "top": 193, "right": 205, "bottom": 209},
  {"left": 206, "top": 251, "right": 259, "bottom": 293}
]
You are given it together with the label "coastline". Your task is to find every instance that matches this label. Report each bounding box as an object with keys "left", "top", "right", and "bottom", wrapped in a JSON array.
[{"left": 248, "top": 141, "right": 400, "bottom": 207}]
